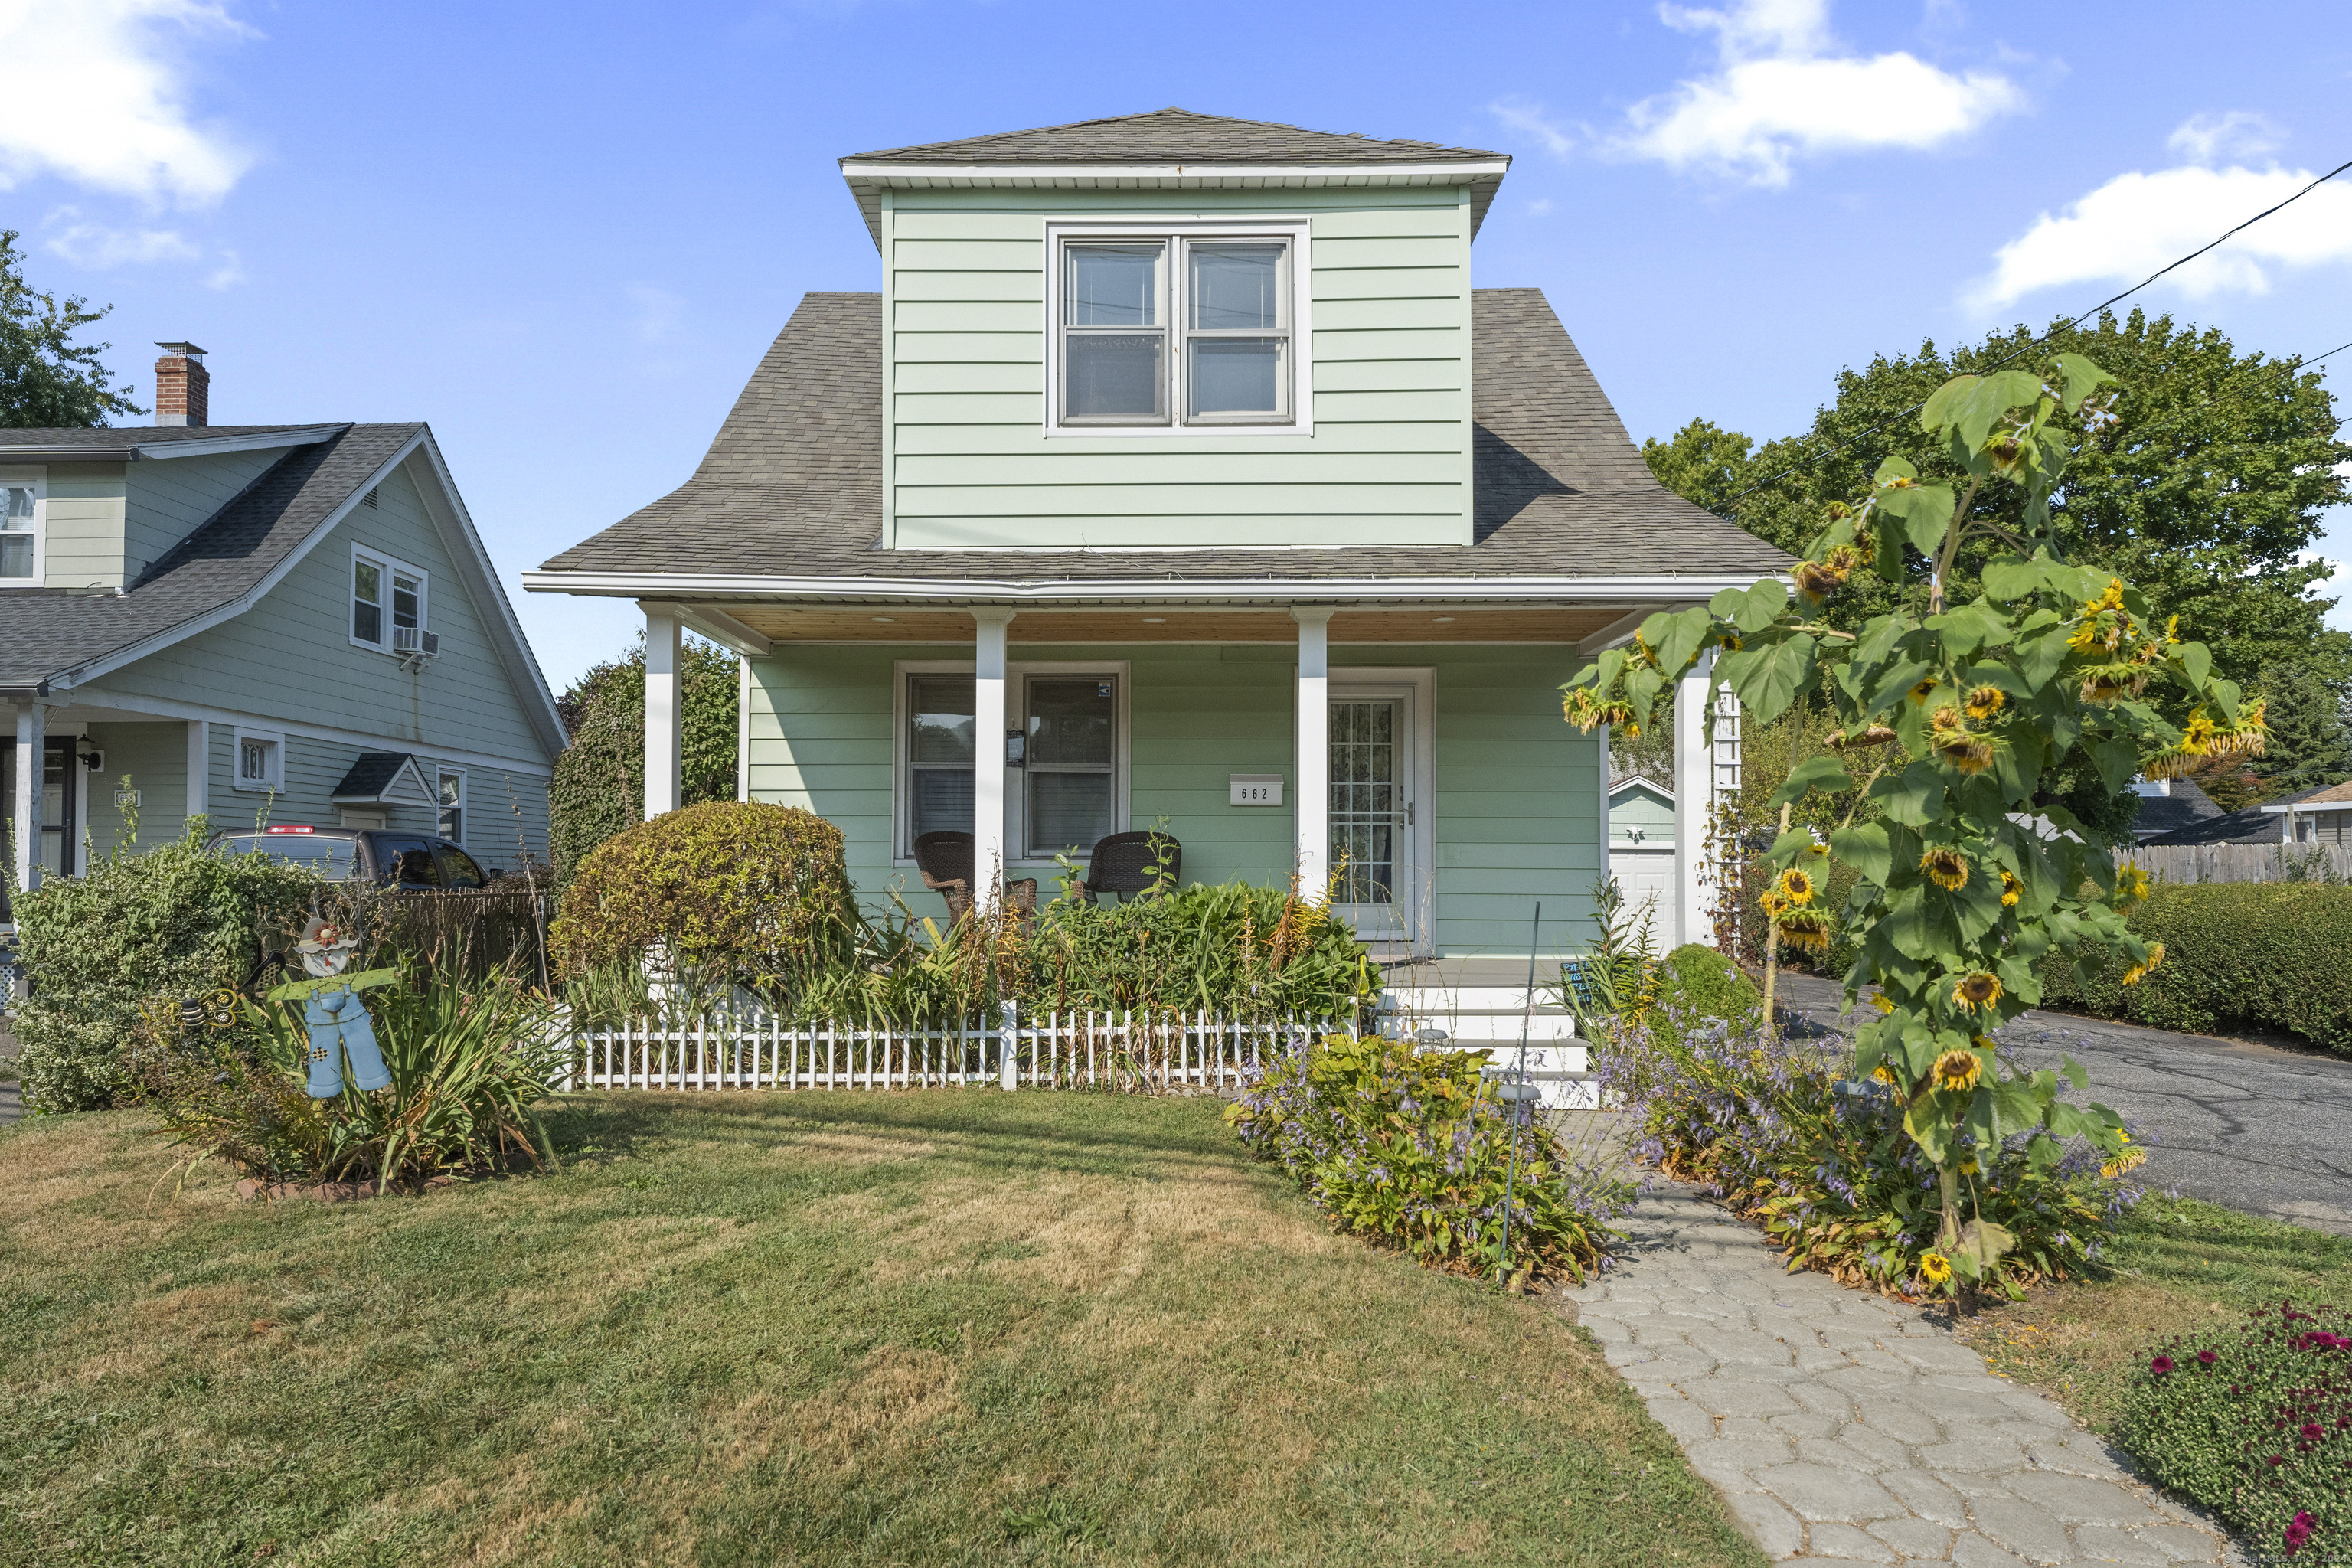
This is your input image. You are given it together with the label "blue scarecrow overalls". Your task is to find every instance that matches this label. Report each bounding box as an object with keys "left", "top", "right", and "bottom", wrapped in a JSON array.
[{"left": 304, "top": 984, "right": 390, "bottom": 1097}]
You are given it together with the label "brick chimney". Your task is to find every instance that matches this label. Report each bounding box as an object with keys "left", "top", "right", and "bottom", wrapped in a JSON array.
[{"left": 153, "top": 341, "right": 210, "bottom": 426}]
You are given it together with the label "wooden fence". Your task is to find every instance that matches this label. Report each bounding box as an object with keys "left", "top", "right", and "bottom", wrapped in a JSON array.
[
  {"left": 2132, "top": 842, "right": 2352, "bottom": 886},
  {"left": 563, "top": 1009, "right": 1339, "bottom": 1094}
]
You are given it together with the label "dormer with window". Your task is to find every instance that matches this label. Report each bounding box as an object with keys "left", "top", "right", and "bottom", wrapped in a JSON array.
[{"left": 838, "top": 109, "right": 1508, "bottom": 550}]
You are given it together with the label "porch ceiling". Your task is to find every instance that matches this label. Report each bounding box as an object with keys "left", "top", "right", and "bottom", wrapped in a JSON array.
[{"left": 721, "top": 604, "right": 1640, "bottom": 644}]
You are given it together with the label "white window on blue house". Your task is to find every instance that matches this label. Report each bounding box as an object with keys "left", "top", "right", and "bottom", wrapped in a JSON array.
[
  {"left": 1, "top": 475, "right": 43, "bottom": 581},
  {"left": 1050, "top": 228, "right": 1302, "bottom": 433},
  {"left": 351, "top": 544, "right": 427, "bottom": 653},
  {"left": 437, "top": 768, "right": 466, "bottom": 845},
  {"left": 234, "top": 728, "right": 285, "bottom": 792}
]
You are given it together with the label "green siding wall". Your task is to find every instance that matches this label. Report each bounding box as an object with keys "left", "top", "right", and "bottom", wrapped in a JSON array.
[
  {"left": 1610, "top": 782, "right": 1676, "bottom": 839},
  {"left": 124, "top": 448, "right": 286, "bottom": 580},
  {"left": 884, "top": 186, "right": 1475, "bottom": 550},
  {"left": 37, "top": 462, "right": 126, "bottom": 589},
  {"left": 745, "top": 642, "right": 1600, "bottom": 954},
  {"left": 83, "top": 721, "right": 188, "bottom": 857}
]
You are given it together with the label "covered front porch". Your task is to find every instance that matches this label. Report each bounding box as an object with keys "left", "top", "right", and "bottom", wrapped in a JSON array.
[{"left": 632, "top": 595, "right": 1734, "bottom": 964}]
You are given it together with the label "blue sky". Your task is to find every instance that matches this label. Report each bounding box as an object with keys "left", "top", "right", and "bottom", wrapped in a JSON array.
[{"left": 7, "top": 0, "right": 2351, "bottom": 687}]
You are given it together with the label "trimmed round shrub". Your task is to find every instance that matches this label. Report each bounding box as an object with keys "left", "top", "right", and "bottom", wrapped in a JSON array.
[
  {"left": 2116, "top": 1302, "right": 2352, "bottom": 1559},
  {"left": 2036, "top": 883, "right": 2352, "bottom": 1056},
  {"left": 1649, "top": 942, "right": 1761, "bottom": 1043},
  {"left": 550, "top": 801, "right": 857, "bottom": 994},
  {"left": 11, "top": 825, "right": 322, "bottom": 1112}
]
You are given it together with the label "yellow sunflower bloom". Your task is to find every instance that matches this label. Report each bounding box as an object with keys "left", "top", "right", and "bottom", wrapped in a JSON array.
[
  {"left": 1964, "top": 685, "right": 2006, "bottom": 720},
  {"left": 2000, "top": 871, "right": 2021, "bottom": 907},
  {"left": 2115, "top": 864, "right": 2151, "bottom": 906},
  {"left": 1907, "top": 678, "right": 1940, "bottom": 705},
  {"left": 2121, "top": 941, "right": 2166, "bottom": 987},
  {"left": 1775, "top": 867, "right": 1816, "bottom": 906},
  {"left": 1932, "top": 1048, "right": 1984, "bottom": 1092},
  {"left": 1778, "top": 916, "right": 1831, "bottom": 954},
  {"left": 1868, "top": 993, "right": 1896, "bottom": 1015},
  {"left": 1935, "top": 735, "right": 1997, "bottom": 774},
  {"left": 1959, "top": 1157, "right": 1981, "bottom": 1176},
  {"left": 2101, "top": 1147, "right": 2149, "bottom": 1179},
  {"left": 1952, "top": 972, "right": 2004, "bottom": 1014},
  {"left": 1920, "top": 1252, "right": 1954, "bottom": 1286},
  {"left": 1869, "top": 1063, "right": 1897, "bottom": 1086},
  {"left": 1920, "top": 847, "right": 1969, "bottom": 891},
  {"left": 1930, "top": 705, "right": 1965, "bottom": 732}
]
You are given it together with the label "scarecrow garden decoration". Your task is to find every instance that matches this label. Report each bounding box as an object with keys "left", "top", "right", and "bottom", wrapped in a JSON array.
[{"left": 266, "top": 911, "right": 400, "bottom": 1097}]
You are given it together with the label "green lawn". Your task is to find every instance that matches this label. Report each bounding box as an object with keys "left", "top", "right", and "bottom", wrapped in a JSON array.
[
  {"left": 0, "top": 1090, "right": 1760, "bottom": 1568},
  {"left": 1958, "top": 1195, "right": 2352, "bottom": 1433}
]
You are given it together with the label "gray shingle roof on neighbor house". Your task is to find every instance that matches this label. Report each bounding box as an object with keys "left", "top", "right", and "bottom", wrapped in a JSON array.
[
  {"left": 538, "top": 288, "right": 1795, "bottom": 587},
  {"left": 844, "top": 107, "right": 1505, "bottom": 166},
  {"left": 0, "top": 423, "right": 335, "bottom": 459},
  {"left": 2132, "top": 778, "right": 2223, "bottom": 840},
  {"left": 2138, "top": 787, "right": 2314, "bottom": 846},
  {"left": 0, "top": 423, "right": 421, "bottom": 685}
]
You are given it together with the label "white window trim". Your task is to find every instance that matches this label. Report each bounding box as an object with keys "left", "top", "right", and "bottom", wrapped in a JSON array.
[
  {"left": 232, "top": 727, "right": 286, "bottom": 793},
  {"left": 1043, "top": 220, "right": 1312, "bottom": 439},
  {"left": 0, "top": 467, "right": 46, "bottom": 586},
  {"left": 348, "top": 541, "right": 430, "bottom": 655},
  {"left": 890, "top": 658, "right": 1132, "bottom": 866},
  {"left": 436, "top": 766, "right": 466, "bottom": 847}
]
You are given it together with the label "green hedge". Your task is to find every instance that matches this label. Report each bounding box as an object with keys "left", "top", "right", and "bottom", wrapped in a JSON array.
[{"left": 2037, "top": 883, "right": 2352, "bottom": 1056}]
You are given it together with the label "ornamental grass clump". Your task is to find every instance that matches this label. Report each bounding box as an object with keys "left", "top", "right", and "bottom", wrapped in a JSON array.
[
  {"left": 1605, "top": 1011, "right": 2144, "bottom": 1299},
  {"left": 1225, "top": 1034, "right": 1635, "bottom": 1283},
  {"left": 1561, "top": 352, "right": 2248, "bottom": 1295},
  {"left": 2117, "top": 1304, "right": 2352, "bottom": 1560}
]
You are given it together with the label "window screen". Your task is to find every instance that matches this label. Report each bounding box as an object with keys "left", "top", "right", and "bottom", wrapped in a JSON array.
[
  {"left": 907, "top": 675, "right": 976, "bottom": 848},
  {"left": 1025, "top": 677, "right": 1115, "bottom": 854}
]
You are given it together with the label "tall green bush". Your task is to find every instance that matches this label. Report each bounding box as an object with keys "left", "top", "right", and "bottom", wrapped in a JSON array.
[
  {"left": 548, "top": 635, "right": 738, "bottom": 881},
  {"left": 2037, "top": 882, "right": 2352, "bottom": 1055},
  {"left": 1648, "top": 943, "right": 1761, "bottom": 1044},
  {"left": 551, "top": 801, "right": 858, "bottom": 998},
  {"left": 11, "top": 825, "right": 322, "bottom": 1112}
]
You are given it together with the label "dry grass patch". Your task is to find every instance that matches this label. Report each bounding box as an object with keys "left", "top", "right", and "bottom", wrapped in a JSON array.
[
  {"left": 1955, "top": 1194, "right": 2352, "bottom": 1433},
  {"left": 1, "top": 1093, "right": 1761, "bottom": 1568}
]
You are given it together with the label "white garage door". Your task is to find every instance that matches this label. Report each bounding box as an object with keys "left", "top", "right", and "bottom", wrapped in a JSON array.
[{"left": 1610, "top": 847, "right": 1675, "bottom": 928}]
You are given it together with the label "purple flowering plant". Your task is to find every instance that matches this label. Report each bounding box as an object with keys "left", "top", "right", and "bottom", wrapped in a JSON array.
[
  {"left": 1602, "top": 1008, "right": 2141, "bottom": 1299},
  {"left": 1225, "top": 1033, "right": 1636, "bottom": 1282},
  {"left": 2118, "top": 1303, "right": 2352, "bottom": 1559}
]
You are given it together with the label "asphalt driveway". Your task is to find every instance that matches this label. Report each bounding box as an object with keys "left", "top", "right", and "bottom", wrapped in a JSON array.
[{"left": 1776, "top": 972, "right": 2352, "bottom": 1236}]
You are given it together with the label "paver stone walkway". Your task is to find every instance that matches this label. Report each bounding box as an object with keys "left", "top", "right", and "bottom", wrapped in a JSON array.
[{"left": 1561, "top": 1182, "right": 2245, "bottom": 1566}]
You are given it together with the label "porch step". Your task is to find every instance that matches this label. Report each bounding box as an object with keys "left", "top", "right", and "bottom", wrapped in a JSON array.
[{"left": 1377, "top": 984, "right": 1592, "bottom": 1109}]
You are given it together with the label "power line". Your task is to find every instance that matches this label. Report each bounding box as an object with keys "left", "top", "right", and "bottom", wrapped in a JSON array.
[{"left": 1715, "top": 155, "right": 2352, "bottom": 508}]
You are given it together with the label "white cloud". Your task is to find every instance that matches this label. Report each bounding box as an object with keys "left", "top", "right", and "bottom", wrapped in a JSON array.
[
  {"left": 1968, "top": 155, "right": 2352, "bottom": 309},
  {"left": 42, "top": 213, "right": 200, "bottom": 266},
  {"left": 2167, "top": 110, "right": 2283, "bottom": 166},
  {"left": 1565, "top": 0, "right": 2023, "bottom": 185},
  {"left": 1488, "top": 97, "right": 1576, "bottom": 159},
  {"left": 0, "top": 0, "right": 253, "bottom": 205}
]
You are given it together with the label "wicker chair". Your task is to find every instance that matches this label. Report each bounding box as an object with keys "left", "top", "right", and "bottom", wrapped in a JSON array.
[
  {"left": 912, "top": 831, "right": 1036, "bottom": 923},
  {"left": 1075, "top": 831, "right": 1181, "bottom": 905}
]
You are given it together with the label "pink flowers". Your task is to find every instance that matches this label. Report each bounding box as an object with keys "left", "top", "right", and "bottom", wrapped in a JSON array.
[
  {"left": 2305, "top": 1423, "right": 2326, "bottom": 1442},
  {"left": 2197, "top": 1349, "right": 2219, "bottom": 1365},
  {"left": 2151, "top": 1354, "right": 2176, "bottom": 1374},
  {"left": 2285, "top": 1511, "right": 2316, "bottom": 1555}
]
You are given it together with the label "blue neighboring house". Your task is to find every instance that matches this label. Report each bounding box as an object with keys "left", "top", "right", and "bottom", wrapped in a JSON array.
[{"left": 3, "top": 345, "right": 567, "bottom": 924}]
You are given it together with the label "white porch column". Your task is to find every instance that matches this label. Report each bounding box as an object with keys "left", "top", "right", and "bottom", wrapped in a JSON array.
[
  {"left": 1594, "top": 722, "right": 1613, "bottom": 897},
  {"left": 972, "top": 610, "right": 1015, "bottom": 911},
  {"left": 11, "top": 701, "right": 46, "bottom": 897},
  {"left": 643, "top": 606, "right": 683, "bottom": 819},
  {"left": 1672, "top": 652, "right": 1717, "bottom": 948},
  {"left": 184, "top": 720, "right": 209, "bottom": 826},
  {"left": 1292, "top": 608, "right": 1333, "bottom": 899}
]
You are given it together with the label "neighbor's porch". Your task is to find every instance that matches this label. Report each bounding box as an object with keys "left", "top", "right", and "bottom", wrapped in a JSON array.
[{"left": 632, "top": 600, "right": 1733, "bottom": 962}]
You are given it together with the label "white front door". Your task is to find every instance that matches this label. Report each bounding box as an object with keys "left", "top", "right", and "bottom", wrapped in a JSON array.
[{"left": 1325, "top": 673, "right": 1432, "bottom": 954}]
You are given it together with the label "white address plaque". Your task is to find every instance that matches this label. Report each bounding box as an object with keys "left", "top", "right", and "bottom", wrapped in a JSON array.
[{"left": 1230, "top": 774, "right": 1284, "bottom": 806}]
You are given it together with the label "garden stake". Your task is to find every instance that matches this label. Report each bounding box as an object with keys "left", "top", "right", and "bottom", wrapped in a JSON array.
[{"left": 1498, "top": 902, "right": 1539, "bottom": 1285}]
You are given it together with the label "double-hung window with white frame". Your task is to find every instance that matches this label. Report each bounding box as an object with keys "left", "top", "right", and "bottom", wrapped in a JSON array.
[
  {"left": 437, "top": 768, "right": 466, "bottom": 845},
  {"left": 895, "top": 662, "right": 1130, "bottom": 863},
  {"left": 1050, "top": 225, "right": 1306, "bottom": 435},
  {"left": 351, "top": 544, "right": 428, "bottom": 654},
  {"left": 0, "top": 470, "right": 44, "bottom": 583}
]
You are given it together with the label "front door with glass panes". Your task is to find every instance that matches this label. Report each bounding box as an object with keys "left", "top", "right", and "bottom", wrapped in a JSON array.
[
  {"left": 1326, "top": 680, "right": 1430, "bottom": 952},
  {"left": 0, "top": 737, "right": 79, "bottom": 887}
]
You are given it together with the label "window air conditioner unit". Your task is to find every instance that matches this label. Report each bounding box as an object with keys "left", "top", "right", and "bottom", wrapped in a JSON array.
[{"left": 392, "top": 628, "right": 440, "bottom": 657}]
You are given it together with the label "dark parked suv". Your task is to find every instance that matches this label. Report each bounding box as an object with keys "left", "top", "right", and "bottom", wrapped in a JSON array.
[{"left": 207, "top": 825, "right": 491, "bottom": 888}]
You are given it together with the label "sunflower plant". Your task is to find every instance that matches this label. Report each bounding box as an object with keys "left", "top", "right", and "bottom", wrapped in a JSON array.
[{"left": 1562, "top": 354, "right": 2265, "bottom": 1294}]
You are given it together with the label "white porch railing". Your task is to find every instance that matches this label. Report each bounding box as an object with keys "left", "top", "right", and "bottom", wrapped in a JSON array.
[{"left": 560, "top": 1009, "right": 1342, "bottom": 1093}]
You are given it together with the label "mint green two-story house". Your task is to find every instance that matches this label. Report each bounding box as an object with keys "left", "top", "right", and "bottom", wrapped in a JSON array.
[
  {"left": 528, "top": 109, "right": 1784, "bottom": 969},
  {"left": 3, "top": 347, "right": 567, "bottom": 920}
]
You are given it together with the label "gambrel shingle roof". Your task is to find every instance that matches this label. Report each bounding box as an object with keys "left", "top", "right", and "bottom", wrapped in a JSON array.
[
  {"left": 537, "top": 288, "right": 1793, "bottom": 586},
  {"left": 844, "top": 107, "right": 1506, "bottom": 166}
]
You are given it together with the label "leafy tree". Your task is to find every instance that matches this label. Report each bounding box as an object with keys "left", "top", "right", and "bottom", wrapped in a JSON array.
[
  {"left": 2249, "top": 664, "right": 2352, "bottom": 796},
  {"left": 548, "top": 635, "right": 737, "bottom": 880},
  {"left": 0, "top": 230, "right": 145, "bottom": 426},
  {"left": 1642, "top": 310, "right": 2352, "bottom": 690},
  {"left": 1571, "top": 353, "right": 2253, "bottom": 1296}
]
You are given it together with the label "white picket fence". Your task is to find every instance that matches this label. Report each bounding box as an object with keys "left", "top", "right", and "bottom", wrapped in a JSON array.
[
  {"left": 2134, "top": 841, "right": 2352, "bottom": 885},
  {"left": 561, "top": 1009, "right": 1341, "bottom": 1094}
]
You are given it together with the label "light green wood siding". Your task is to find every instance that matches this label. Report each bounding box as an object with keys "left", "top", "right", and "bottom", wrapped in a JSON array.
[
  {"left": 1611, "top": 780, "right": 1676, "bottom": 840},
  {"left": 884, "top": 185, "right": 1475, "bottom": 550},
  {"left": 745, "top": 642, "right": 1600, "bottom": 953},
  {"left": 38, "top": 462, "right": 126, "bottom": 589},
  {"left": 95, "top": 465, "right": 547, "bottom": 767},
  {"left": 83, "top": 722, "right": 186, "bottom": 858},
  {"left": 124, "top": 448, "right": 286, "bottom": 580}
]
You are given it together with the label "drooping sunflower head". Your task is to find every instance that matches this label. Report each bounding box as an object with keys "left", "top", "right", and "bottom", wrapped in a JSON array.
[
  {"left": 2101, "top": 1146, "right": 2150, "bottom": 1179},
  {"left": 1919, "top": 847, "right": 1969, "bottom": 891},
  {"left": 1869, "top": 1063, "right": 1897, "bottom": 1086},
  {"left": 1920, "top": 1252, "right": 1954, "bottom": 1285},
  {"left": 1906, "top": 678, "right": 1940, "bottom": 706},
  {"left": 1952, "top": 972, "right": 2004, "bottom": 1014},
  {"left": 2180, "top": 710, "right": 2220, "bottom": 754},
  {"left": 1777, "top": 913, "right": 1832, "bottom": 954},
  {"left": 2000, "top": 870, "right": 2022, "bottom": 907},
  {"left": 1934, "top": 734, "right": 1997, "bottom": 775},
  {"left": 1964, "top": 685, "right": 2006, "bottom": 721},
  {"left": 1829, "top": 724, "right": 1900, "bottom": 750},
  {"left": 1775, "top": 867, "right": 1816, "bottom": 906},
  {"left": 1794, "top": 560, "right": 1843, "bottom": 602},
  {"left": 2095, "top": 577, "right": 2126, "bottom": 612},
  {"left": 2122, "top": 941, "right": 2167, "bottom": 987},
  {"left": 1932, "top": 1048, "right": 1984, "bottom": 1092},
  {"left": 1759, "top": 890, "right": 1789, "bottom": 918},
  {"left": 2115, "top": 864, "right": 2151, "bottom": 906},
  {"left": 1929, "top": 705, "right": 1965, "bottom": 733}
]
